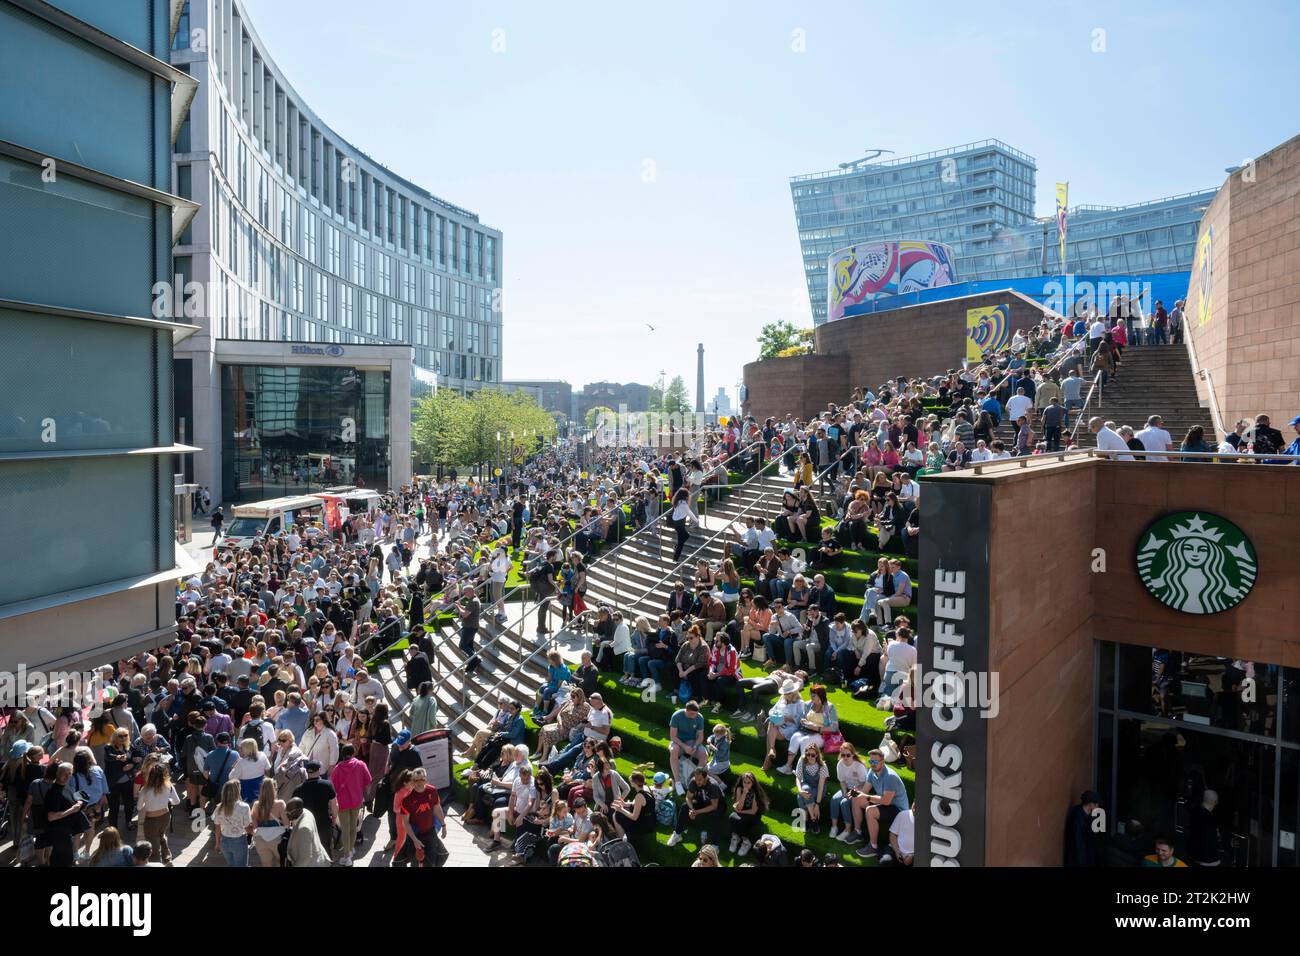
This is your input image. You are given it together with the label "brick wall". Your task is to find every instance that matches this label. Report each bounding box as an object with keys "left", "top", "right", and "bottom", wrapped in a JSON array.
[
  {"left": 742, "top": 291, "right": 1047, "bottom": 421},
  {"left": 1185, "top": 133, "right": 1300, "bottom": 437},
  {"left": 981, "top": 460, "right": 1097, "bottom": 866},
  {"left": 741, "top": 353, "right": 849, "bottom": 421},
  {"left": 816, "top": 290, "right": 1045, "bottom": 392}
]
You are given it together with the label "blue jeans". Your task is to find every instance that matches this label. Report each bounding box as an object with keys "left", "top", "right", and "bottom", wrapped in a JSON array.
[
  {"left": 623, "top": 652, "right": 645, "bottom": 677},
  {"left": 545, "top": 738, "right": 589, "bottom": 775},
  {"left": 220, "top": 834, "right": 249, "bottom": 867},
  {"left": 646, "top": 658, "right": 671, "bottom": 687},
  {"left": 763, "top": 633, "right": 797, "bottom": 666},
  {"left": 829, "top": 790, "right": 856, "bottom": 829}
]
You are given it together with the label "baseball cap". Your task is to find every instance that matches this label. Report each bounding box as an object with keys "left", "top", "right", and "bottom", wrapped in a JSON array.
[
  {"left": 1290, "top": 415, "right": 1300, "bottom": 427},
  {"left": 653, "top": 772, "right": 668, "bottom": 786},
  {"left": 394, "top": 729, "right": 412, "bottom": 746}
]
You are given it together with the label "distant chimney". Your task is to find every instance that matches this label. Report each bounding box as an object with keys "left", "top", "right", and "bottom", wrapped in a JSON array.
[{"left": 695, "top": 344, "right": 705, "bottom": 414}]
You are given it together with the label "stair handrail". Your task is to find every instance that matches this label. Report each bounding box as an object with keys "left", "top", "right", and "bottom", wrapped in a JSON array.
[
  {"left": 441, "top": 444, "right": 840, "bottom": 737},
  {"left": 1068, "top": 370, "right": 1107, "bottom": 442},
  {"left": 411, "top": 436, "right": 784, "bottom": 705},
  {"left": 1179, "top": 321, "right": 1227, "bottom": 442}
]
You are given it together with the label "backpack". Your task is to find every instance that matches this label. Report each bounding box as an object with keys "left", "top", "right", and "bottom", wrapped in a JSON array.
[
  {"left": 654, "top": 794, "right": 676, "bottom": 828},
  {"left": 241, "top": 719, "right": 267, "bottom": 752},
  {"left": 597, "top": 837, "right": 641, "bottom": 868}
]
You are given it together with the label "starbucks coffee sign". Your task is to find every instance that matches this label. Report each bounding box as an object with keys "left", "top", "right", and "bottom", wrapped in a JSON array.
[{"left": 1137, "top": 512, "right": 1257, "bottom": 614}]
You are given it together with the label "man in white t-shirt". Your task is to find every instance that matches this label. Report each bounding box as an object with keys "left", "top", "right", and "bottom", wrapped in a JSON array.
[
  {"left": 1134, "top": 415, "right": 1173, "bottom": 462},
  {"left": 584, "top": 694, "right": 612, "bottom": 742},
  {"left": 1005, "top": 388, "right": 1034, "bottom": 427},
  {"left": 887, "top": 807, "right": 915, "bottom": 865},
  {"left": 1089, "top": 417, "right": 1133, "bottom": 460},
  {"left": 970, "top": 440, "right": 993, "bottom": 463}
]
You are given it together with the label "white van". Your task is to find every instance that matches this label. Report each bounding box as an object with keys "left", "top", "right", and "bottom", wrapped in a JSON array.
[
  {"left": 313, "top": 487, "right": 383, "bottom": 518},
  {"left": 222, "top": 495, "right": 325, "bottom": 550}
]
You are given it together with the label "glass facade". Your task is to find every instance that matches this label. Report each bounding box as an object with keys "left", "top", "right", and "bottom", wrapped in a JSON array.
[
  {"left": 221, "top": 364, "right": 390, "bottom": 501},
  {"left": 0, "top": 0, "right": 186, "bottom": 612},
  {"left": 791, "top": 140, "right": 1214, "bottom": 324},
  {"left": 172, "top": 0, "right": 502, "bottom": 393},
  {"left": 1096, "top": 641, "right": 1300, "bottom": 867}
]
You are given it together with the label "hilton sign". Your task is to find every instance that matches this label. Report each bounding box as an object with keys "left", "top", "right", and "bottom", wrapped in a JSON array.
[{"left": 290, "top": 345, "right": 346, "bottom": 357}]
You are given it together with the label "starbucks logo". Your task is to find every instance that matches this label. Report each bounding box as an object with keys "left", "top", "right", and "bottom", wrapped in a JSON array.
[{"left": 1136, "top": 512, "right": 1257, "bottom": 614}]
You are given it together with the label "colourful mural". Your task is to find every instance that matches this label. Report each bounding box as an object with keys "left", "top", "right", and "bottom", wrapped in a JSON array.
[
  {"left": 827, "top": 240, "right": 955, "bottom": 321},
  {"left": 966, "top": 304, "right": 1011, "bottom": 363},
  {"left": 1192, "top": 226, "right": 1214, "bottom": 327}
]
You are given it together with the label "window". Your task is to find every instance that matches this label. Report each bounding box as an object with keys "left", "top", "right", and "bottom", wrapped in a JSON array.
[
  {"left": 361, "top": 175, "right": 370, "bottom": 232},
  {"left": 387, "top": 301, "right": 403, "bottom": 341},
  {"left": 339, "top": 284, "right": 354, "bottom": 329},
  {"left": 327, "top": 225, "right": 341, "bottom": 276},
  {"left": 377, "top": 253, "right": 392, "bottom": 296},
  {"left": 292, "top": 260, "right": 304, "bottom": 312},
  {"left": 415, "top": 309, "right": 430, "bottom": 346},
  {"left": 303, "top": 209, "right": 317, "bottom": 264},
  {"left": 364, "top": 292, "right": 379, "bottom": 336},
  {"left": 350, "top": 240, "right": 364, "bottom": 284}
]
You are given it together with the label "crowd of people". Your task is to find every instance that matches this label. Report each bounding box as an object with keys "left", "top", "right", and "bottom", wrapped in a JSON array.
[{"left": 4, "top": 297, "right": 1294, "bottom": 870}]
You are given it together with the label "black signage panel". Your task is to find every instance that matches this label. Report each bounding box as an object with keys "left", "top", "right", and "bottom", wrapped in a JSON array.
[{"left": 915, "top": 480, "right": 991, "bottom": 866}]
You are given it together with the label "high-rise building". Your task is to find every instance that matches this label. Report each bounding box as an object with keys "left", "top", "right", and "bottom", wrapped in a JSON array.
[
  {"left": 791, "top": 140, "right": 1215, "bottom": 324},
  {"left": 170, "top": 0, "right": 502, "bottom": 498},
  {"left": 0, "top": 0, "right": 199, "bottom": 671},
  {"left": 711, "top": 388, "right": 731, "bottom": 417}
]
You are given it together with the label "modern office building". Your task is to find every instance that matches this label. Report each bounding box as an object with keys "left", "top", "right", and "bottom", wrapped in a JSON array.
[
  {"left": 791, "top": 140, "right": 1215, "bottom": 324},
  {"left": 169, "top": 0, "right": 502, "bottom": 498},
  {"left": 0, "top": 0, "right": 200, "bottom": 672}
]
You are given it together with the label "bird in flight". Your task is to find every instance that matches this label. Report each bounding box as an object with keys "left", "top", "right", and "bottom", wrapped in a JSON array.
[{"left": 647, "top": 323, "right": 656, "bottom": 332}]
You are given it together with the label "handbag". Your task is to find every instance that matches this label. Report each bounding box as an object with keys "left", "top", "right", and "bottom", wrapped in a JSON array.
[
  {"left": 821, "top": 730, "right": 845, "bottom": 754},
  {"left": 677, "top": 680, "right": 693, "bottom": 702},
  {"left": 751, "top": 641, "right": 767, "bottom": 664}
]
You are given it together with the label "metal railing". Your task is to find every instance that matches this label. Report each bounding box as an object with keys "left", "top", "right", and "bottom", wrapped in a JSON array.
[
  {"left": 400, "top": 436, "right": 780, "bottom": 712},
  {"left": 966, "top": 446, "right": 1300, "bottom": 475},
  {"left": 1068, "top": 370, "right": 1107, "bottom": 442},
  {"left": 440, "top": 444, "right": 839, "bottom": 737}
]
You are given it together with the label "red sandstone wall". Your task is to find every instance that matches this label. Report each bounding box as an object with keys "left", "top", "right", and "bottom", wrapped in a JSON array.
[
  {"left": 980, "top": 461, "right": 1098, "bottom": 866},
  {"left": 814, "top": 291, "right": 1045, "bottom": 393},
  {"left": 1185, "top": 133, "right": 1300, "bottom": 437},
  {"left": 1092, "top": 460, "right": 1300, "bottom": 667},
  {"left": 741, "top": 353, "right": 850, "bottom": 422}
]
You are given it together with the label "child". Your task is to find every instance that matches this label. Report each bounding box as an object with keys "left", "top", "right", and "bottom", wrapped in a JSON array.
[
  {"left": 706, "top": 724, "right": 732, "bottom": 783},
  {"left": 649, "top": 771, "right": 674, "bottom": 804}
]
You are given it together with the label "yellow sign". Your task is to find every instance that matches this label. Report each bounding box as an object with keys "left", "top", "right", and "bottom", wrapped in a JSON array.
[
  {"left": 966, "top": 304, "right": 1011, "bottom": 363},
  {"left": 1192, "top": 226, "right": 1214, "bottom": 327},
  {"left": 493, "top": 468, "right": 502, "bottom": 477},
  {"left": 1055, "top": 182, "right": 1069, "bottom": 270},
  {"left": 719, "top": 416, "right": 728, "bottom": 426}
]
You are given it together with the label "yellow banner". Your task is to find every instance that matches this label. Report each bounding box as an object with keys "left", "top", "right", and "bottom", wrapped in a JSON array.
[
  {"left": 1055, "top": 182, "right": 1069, "bottom": 270},
  {"left": 966, "top": 304, "right": 1010, "bottom": 363}
]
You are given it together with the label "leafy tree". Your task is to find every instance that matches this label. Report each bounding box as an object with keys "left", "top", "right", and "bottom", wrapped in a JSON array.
[
  {"left": 757, "top": 319, "right": 814, "bottom": 360},
  {"left": 413, "top": 388, "right": 557, "bottom": 467},
  {"left": 585, "top": 405, "right": 616, "bottom": 429},
  {"left": 661, "top": 376, "right": 691, "bottom": 415}
]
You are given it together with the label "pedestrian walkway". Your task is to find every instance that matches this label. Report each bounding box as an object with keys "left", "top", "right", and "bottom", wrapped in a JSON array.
[{"left": 2, "top": 800, "right": 497, "bottom": 868}]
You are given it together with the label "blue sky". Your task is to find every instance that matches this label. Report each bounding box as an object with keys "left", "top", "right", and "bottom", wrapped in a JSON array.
[{"left": 243, "top": 0, "right": 1299, "bottom": 406}]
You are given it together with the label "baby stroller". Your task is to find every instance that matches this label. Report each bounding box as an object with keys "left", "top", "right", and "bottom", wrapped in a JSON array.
[{"left": 595, "top": 836, "right": 641, "bottom": 868}]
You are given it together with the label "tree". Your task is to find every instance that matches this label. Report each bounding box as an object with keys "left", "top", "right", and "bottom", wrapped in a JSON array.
[
  {"left": 585, "top": 405, "right": 616, "bottom": 429},
  {"left": 661, "top": 376, "right": 691, "bottom": 415},
  {"left": 413, "top": 388, "right": 557, "bottom": 467},
  {"left": 757, "top": 319, "right": 813, "bottom": 360}
]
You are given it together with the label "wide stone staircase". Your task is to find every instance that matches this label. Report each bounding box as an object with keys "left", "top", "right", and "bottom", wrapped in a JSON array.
[
  {"left": 995, "top": 343, "right": 1215, "bottom": 448},
  {"left": 374, "top": 468, "right": 806, "bottom": 754}
]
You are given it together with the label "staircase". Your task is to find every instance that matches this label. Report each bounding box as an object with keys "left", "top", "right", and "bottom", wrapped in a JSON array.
[
  {"left": 994, "top": 344, "right": 1215, "bottom": 448},
  {"left": 375, "top": 470, "right": 805, "bottom": 754}
]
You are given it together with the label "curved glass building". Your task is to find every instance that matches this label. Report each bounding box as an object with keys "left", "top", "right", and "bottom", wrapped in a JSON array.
[{"left": 170, "top": 0, "right": 502, "bottom": 498}]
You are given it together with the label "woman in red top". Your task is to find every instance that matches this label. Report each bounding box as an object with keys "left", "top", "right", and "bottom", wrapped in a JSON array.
[{"left": 703, "top": 631, "right": 740, "bottom": 714}]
